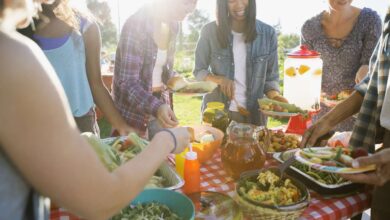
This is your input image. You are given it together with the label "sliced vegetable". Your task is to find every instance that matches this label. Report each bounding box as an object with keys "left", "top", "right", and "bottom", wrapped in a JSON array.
[
  {"left": 81, "top": 132, "right": 120, "bottom": 171},
  {"left": 112, "top": 202, "right": 182, "bottom": 220},
  {"left": 258, "top": 98, "right": 306, "bottom": 114}
]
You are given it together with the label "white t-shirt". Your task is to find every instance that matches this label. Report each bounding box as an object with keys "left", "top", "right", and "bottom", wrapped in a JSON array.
[
  {"left": 152, "top": 49, "right": 168, "bottom": 88},
  {"left": 229, "top": 31, "right": 247, "bottom": 112},
  {"left": 380, "top": 80, "right": 390, "bottom": 130}
]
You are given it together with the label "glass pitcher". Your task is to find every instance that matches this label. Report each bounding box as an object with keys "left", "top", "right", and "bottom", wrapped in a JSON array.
[{"left": 221, "top": 121, "right": 266, "bottom": 179}]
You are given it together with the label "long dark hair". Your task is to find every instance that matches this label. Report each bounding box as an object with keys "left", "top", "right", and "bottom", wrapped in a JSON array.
[{"left": 216, "top": 0, "right": 257, "bottom": 48}]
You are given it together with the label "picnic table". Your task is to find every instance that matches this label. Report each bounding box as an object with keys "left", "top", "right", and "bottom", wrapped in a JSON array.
[{"left": 50, "top": 150, "right": 371, "bottom": 220}]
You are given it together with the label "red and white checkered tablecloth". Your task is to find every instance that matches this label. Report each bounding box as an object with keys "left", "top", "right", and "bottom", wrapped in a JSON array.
[{"left": 50, "top": 150, "right": 371, "bottom": 220}]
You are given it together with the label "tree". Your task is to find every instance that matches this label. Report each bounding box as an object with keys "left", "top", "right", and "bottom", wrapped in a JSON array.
[
  {"left": 87, "top": 0, "right": 117, "bottom": 50},
  {"left": 174, "top": 10, "right": 210, "bottom": 74},
  {"left": 186, "top": 9, "right": 210, "bottom": 43},
  {"left": 278, "top": 34, "right": 300, "bottom": 73}
]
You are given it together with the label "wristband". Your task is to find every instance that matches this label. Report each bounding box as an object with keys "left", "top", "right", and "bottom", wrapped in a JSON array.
[{"left": 160, "top": 129, "right": 177, "bottom": 153}]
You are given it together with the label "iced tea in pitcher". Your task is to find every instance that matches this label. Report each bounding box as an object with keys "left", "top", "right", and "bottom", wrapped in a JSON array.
[{"left": 221, "top": 122, "right": 266, "bottom": 179}]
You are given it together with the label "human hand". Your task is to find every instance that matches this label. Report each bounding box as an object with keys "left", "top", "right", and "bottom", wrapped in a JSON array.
[
  {"left": 272, "top": 95, "right": 289, "bottom": 103},
  {"left": 217, "top": 76, "right": 234, "bottom": 100},
  {"left": 341, "top": 149, "right": 390, "bottom": 186},
  {"left": 158, "top": 127, "right": 191, "bottom": 154},
  {"left": 157, "top": 104, "right": 179, "bottom": 128},
  {"left": 300, "top": 119, "right": 333, "bottom": 148},
  {"left": 355, "top": 65, "right": 369, "bottom": 84},
  {"left": 355, "top": 72, "right": 368, "bottom": 84}
]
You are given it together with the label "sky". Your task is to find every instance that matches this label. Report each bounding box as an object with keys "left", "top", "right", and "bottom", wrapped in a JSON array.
[{"left": 72, "top": 0, "right": 388, "bottom": 35}]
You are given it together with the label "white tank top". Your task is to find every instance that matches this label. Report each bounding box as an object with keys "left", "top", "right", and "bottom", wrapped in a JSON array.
[
  {"left": 230, "top": 31, "right": 247, "bottom": 112},
  {"left": 152, "top": 49, "right": 168, "bottom": 88}
]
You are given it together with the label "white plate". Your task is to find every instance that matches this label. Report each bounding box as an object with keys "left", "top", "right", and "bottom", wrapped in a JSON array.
[
  {"left": 295, "top": 147, "right": 376, "bottom": 174},
  {"left": 322, "top": 98, "right": 340, "bottom": 108},
  {"left": 260, "top": 109, "right": 299, "bottom": 117},
  {"left": 174, "top": 92, "right": 207, "bottom": 97},
  {"left": 273, "top": 150, "right": 352, "bottom": 189}
]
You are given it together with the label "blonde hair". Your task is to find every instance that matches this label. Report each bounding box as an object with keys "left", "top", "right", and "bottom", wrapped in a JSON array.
[{"left": 52, "top": 0, "right": 79, "bottom": 31}]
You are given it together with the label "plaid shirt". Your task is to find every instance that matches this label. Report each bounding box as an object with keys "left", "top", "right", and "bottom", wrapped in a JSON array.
[
  {"left": 112, "top": 6, "right": 178, "bottom": 132},
  {"left": 350, "top": 16, "right": 390, "bottom": 152}
]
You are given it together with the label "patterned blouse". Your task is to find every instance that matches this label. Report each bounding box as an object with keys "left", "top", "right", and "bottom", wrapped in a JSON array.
[{"left": 301, "top": 7, "right": 382, "bottom": 131}]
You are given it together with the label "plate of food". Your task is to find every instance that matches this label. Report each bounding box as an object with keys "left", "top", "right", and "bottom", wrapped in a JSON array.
[
  {"left": 258, "top": 129, "right": 301, "bottom": 154},
  {"left": 274, "top": 150, "right": 363, "bottom": 196},
  {"left": 167, "top": 76, "right": 217, "bottom": 96},
  {"left": 322, "top": 90, "right": 353, "bottom": 107},
  {"left": 258, "top": 98, "right": 306, "bottom": 117},
  {"left": 295, "top": 147, "right": 375, "bottom": 174},
  {"left": 236, "top": 168, "right": 309, "bottom": 219}
]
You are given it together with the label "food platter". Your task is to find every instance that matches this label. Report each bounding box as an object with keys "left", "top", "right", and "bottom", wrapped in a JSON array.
[
  {"left": 259, "top": 109, "right": 300, "bottom": 117},
  {"left": 258, "top": 98, "right": 306, "bottom": 117},
  {"left": 273, "top": 150, "right": 363, "bottom": 196},
  {"left": 295, "top": 147, "right": 375, "bottom": 174},
  {"left": 321, "top": 90, "right": 353, "bottom": 108},
  {"left": 101, "top": 136, "right": 184, "bottom": 190},
  {"left": 174, "top": 91, "right": 208, "bottom": 97},
  {"left": 169, "top": 79, "right": 217, "bottom": 97},
  {"left": 258, "top": 129, "right": 301, "bottom": 154}
]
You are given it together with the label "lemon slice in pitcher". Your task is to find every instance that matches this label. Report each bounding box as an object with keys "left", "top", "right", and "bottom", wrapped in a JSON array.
[{"left": 298, "top": 65, "right": 310, "bottom": 75}]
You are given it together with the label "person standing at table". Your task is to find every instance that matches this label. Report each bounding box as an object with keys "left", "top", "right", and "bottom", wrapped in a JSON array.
[
  {"left": 112, "top": 0, "right": 197, "bottom": 139},
  {"left": 301, "top": 0, "right": 382, "bottom": 131},
  {"left": 19, "top": 0, "right": 135, "bottom": 137},
  {"left": 0, "top": 1, "right": 191, "bottom": 218},
  {"left": 193, "top": 0, "right": 288, "bottom": 126},
  {"left": 301, "top": 8, "right": 390, "bottom": 219}
]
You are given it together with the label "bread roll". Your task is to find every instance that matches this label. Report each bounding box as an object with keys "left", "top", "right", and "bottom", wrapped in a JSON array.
[{"left": 167, "top": 76, "right": 188, "bottom": 91}]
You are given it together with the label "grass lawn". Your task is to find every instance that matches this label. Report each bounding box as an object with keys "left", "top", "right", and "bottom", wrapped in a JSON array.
[{"left": 98, "top": 94, "right": 287, "bottom": 138}]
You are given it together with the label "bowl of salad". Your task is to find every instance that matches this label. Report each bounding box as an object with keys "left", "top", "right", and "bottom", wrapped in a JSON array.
[
  {"left": 236, "top": 168, "right": 309, "bottom": 220},
  {"left": 112, "top": 189, "right": 195, "bottom": 220}
]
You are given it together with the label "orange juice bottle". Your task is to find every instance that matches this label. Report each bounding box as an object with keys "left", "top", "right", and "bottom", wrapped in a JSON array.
[{"left": 183, "top": 149, "right": 200, "bottom": 195}]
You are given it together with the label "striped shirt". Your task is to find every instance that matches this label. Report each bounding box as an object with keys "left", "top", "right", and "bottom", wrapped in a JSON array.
[{"left": 350, "top": 15, "right": 390, "bottom": 152}]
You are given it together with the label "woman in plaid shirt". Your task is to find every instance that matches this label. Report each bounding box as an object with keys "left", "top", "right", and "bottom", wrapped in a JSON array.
[
  {"left": 112, "top": 0, "right": 197, "bottom": 138},
  {"left": 0, "top": 0, "right": 192, "bottom": 219},
  {"left": 301, "top": 8, "right": 390, "bottom": 219}
]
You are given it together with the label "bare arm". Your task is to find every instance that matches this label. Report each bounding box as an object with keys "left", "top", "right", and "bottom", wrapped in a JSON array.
[
  {"left": 83, "top": 22, "right": 134, "bottom": 135},
  {"left": 323, "top": 91, "right": 364, "bottom": 127},
  {"left": 0, "top": 39, "right": 188, "bottom": 219}
]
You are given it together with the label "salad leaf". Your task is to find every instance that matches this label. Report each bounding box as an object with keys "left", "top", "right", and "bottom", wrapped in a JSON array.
[{"left": 112, "top": 202, "right": 182, "bottom": 220}]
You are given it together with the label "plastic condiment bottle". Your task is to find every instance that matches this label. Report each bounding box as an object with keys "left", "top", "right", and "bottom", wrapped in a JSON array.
[
  {"left": 175, "top": 148, "right": 188, "bottom": 178},
  {"left": 183, "top": 145, "right": 201, "bottom": 195}
]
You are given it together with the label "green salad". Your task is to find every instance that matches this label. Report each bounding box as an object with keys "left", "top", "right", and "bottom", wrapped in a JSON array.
[
  {"left": 112, "top": 202, "right": 182, "bottom": 220},
  {"left": 82, "top": 132, "right": 166, "bottom": 188},
  {"left": 292, "top": 162, "right": 347, "bottom": 185},
  {"left": 280, "top": 151, "right": 347, "bottom": 185}
]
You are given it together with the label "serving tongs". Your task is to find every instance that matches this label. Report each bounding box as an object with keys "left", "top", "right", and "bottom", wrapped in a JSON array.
[{"left": 277, "top": 146, "right": 296, "bottom": 180}]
